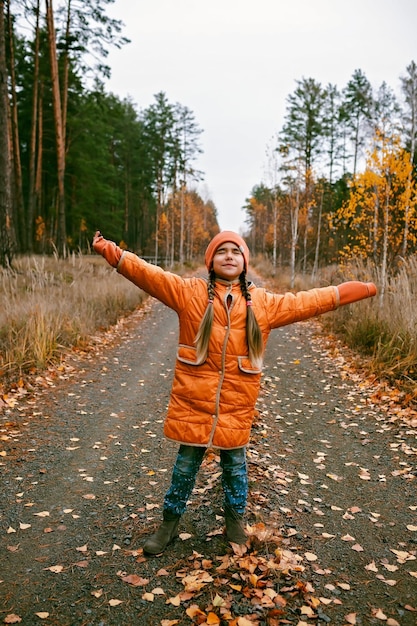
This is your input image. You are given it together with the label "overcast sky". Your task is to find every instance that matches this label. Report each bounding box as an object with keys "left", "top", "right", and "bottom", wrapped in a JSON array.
[{"left": 105, "top": 0, "right": 417, "bottom": 233}]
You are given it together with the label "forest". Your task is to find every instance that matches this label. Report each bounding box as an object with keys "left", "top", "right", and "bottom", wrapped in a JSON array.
[
  {"left": 0, "top": 0, "right": 416, "bottom": 283},
  {"left": 0, "top": 0, "right": 219, "bottom": 267}
]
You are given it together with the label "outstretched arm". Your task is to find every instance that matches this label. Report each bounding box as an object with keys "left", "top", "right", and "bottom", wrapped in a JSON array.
[
  {"left": 265, "top": 280, "right": 377, "bottom": 330},
  {"left": 92, "top": 231, "right": 197, "bottom": 313}
]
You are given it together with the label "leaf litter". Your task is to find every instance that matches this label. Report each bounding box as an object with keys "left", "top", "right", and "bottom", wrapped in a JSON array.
[{"left": 0, "top": 305, "right": 416, "bottom": 624}]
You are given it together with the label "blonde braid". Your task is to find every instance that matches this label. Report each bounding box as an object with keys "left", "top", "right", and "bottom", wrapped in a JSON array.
[
  {"left": 195, "top": 270, "right": 216, "bottom": 364},
  {"left": 239, "top": 272, "right": 264, "bottom": 369}
]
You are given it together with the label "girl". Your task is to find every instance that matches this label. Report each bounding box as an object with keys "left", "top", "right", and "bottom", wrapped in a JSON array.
[{"left": 93, "top": 230, "right": 376, "bottom": 555}]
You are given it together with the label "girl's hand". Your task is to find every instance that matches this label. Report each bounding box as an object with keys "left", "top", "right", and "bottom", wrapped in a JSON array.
[
  {"left": 337, "top": 281, "right": 377, "bottom": 306},
  {"left": 92, "top": 231, "right": 122, "bottom": 268}
]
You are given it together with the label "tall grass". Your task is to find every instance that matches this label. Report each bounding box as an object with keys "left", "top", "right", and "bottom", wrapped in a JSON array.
[
  {"left": 0, "top": 254, "right": 146, "bottom": 387},
  {"left": 327, "top": 257, "right": 417, "bottom": 396},
  {"left": 252, "top": 254, "right": 417, "bottom": 403}
]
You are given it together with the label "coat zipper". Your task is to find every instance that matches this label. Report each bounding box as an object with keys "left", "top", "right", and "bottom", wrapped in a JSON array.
[{"left": 207, "top": 286, "right": 233, "bottom": 447}]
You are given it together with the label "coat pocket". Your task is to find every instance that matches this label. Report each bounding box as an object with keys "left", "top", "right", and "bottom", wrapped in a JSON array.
[
  {"left": 177, "top": 344, "right": 205, "bottom": 366},
  {"left": 238, "top": 356, "right": 262, "bottom": 375}
]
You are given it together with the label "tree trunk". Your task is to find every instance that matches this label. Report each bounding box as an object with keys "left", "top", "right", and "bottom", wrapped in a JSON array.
[
  {"left": 7, "top": 2, "right": 25, "bottom": 251},
  {"left": 401, "top": 155, "right": 413, "bottom": 257},
  {"left": 27, "top": 0, "right": 41, "bottom": 253},
  {"left": 312, "top": 187, "right": 324, "bottom": 279},
  {"left": 290, "top": 186, "right": 299, "bottom": 289},
  {"left": 35, "top": 84, "right": 44, "bottom": 250},
  {"left": 272, "top": 195, "right": 277, "bottom": 273},
  {"left": 62, "top": 0, "right": 72, "bottom": 151},
  {"left": 46, "top": 0, "right": 67, "bottom": 255},
  {"left": 380, "top": 179, "right": 390, "bottom": 304},
  {"left": 0, "top": 0, "right": 15, "bottom": 266},
  {"left": 179, "top": 182, "right": 185, "bottom": 265}
]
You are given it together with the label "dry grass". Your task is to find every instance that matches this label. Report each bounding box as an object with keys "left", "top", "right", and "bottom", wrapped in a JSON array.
[
  {"left": 253, "top": 255, "right": 417, "bottom": 402},
  {"left": 0, "top": 253, "right": 146, "bottom": 386}
]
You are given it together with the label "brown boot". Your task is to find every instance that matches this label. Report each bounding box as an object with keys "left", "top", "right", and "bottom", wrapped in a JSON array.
[
  {"left": 225, "top": 506, "right": 247, "bottom": 544},
  {"left": 143, "top": 512, "right": 180, "bottom": 555}
]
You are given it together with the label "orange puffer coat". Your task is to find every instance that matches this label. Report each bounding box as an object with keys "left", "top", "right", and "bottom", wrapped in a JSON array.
[{"left": 117, "top": 251, "right": 340, "bottom": 450}]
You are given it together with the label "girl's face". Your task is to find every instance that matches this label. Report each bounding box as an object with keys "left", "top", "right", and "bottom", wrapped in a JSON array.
[{"left": 212, "top": 242, "right": 245, "bottom": 281}]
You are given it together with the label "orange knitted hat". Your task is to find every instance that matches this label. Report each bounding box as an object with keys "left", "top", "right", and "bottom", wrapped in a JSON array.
[{"left": 204, "top": 231, "right": 250, "bottom": 271}]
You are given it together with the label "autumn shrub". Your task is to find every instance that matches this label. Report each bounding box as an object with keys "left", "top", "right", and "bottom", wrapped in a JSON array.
[{"left": 0, "top": 254, "right": 146, "bottom": 384}]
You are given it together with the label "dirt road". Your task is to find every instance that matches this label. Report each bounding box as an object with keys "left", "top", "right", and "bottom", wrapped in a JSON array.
[{"left": 1, "top": 296, "right": 416, "bottom": 625}]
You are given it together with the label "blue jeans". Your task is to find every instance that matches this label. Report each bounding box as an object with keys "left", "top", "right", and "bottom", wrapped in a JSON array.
[{"left": 163, "top": 444, "right": 248, "bottom": 517}]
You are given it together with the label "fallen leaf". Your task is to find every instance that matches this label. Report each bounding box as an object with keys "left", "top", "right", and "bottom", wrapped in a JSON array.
[
  {"left": 142, "top": 592, "right": 154, "bottom": 602},
  {"left": 365, "top": 561, "right": 378, "bottom": 572},
  {"left": 213, "top": 593, "right": 225, "bottom": 607},
  {"left": 44, "top": 565, "right": 64, "bottom": 573},
  {"left": 34, "top": 613, "right": 49, "bottom": 619},
  {"left": 345, "top": 613, "right": 357, "bottom": 625},
  {"left": 151, "top": 587, "right": 165, "bottom": 595},
  {"left": 76, "top": 544, "right": 88, "bottom": 552},
  {"left": 108, "top": 599, "right": 123, "bottom": 606},
  {"left": 186, "top": 605, "right": 206, "bottom": 618},
  {"left": 157, "top": 568, "right": 170, "bottom": 576},
  {"left": 337, "top": 583, "right": 350, "bottom": 590},
  {"left": 6, "top": 545, "right": 20, "bottom": 552},
  {"left": 326, "top": 473, "right": 343, "bottom": 481},
  {"left": 376, "top": 574, "right": 397, "bottom": 586},
  {"left": 121, "top": 574, "right": 149, "bottom": 586},
  {"left": 382, "top": 563, "right": 398, "bottom": 572},
  {"left": 179, "top": 532, "right": 192, "bottom": 541},
  {"left": 4, "top": 615, "right": 22, "bottom": 624},
  {"left": 166, "top": 594, "right": 181, "bottom": 606},
  {"left": 351, "top": 544, "right": 364, "bottom": 552},
  {"left": 300, "top": 605, "right": 315, "bottom": 616},
  {"left": 390, "top": 549, "right": 416, "bottom": 563}
]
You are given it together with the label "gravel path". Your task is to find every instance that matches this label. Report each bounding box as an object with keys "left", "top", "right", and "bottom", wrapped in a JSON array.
[{"left": 1, "top": 295, "right": 416, "bottom": 626}]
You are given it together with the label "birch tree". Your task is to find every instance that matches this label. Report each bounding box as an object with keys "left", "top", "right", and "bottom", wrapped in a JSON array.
[{"left": 400, "top": 60, "right": 417, "bottom": 256}]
